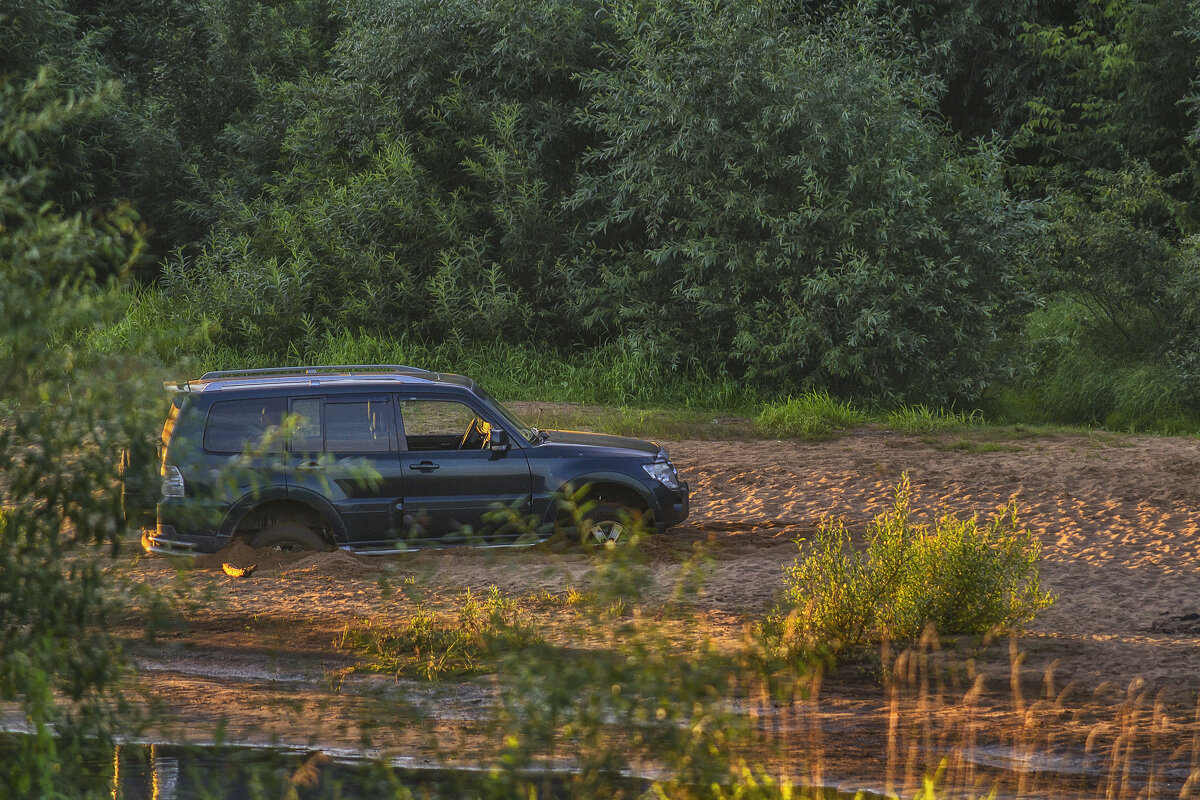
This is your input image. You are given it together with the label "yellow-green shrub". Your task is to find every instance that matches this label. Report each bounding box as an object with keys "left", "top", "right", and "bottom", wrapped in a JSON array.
[{"left": 766, "top": 474, "right": 1053, "bottom": 658}]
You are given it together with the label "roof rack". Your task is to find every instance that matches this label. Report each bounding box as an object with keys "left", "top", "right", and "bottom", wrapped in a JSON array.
[{"left": 199, "top": 364, "right": 437, "bottom": 381}]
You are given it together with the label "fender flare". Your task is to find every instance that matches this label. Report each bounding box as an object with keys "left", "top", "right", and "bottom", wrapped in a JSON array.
[
  {"left": 552, "top": 471, "right": 656, "bottom": 511},
  {"left": 218, "top": 487, "right": 349, "bottom": 543}
]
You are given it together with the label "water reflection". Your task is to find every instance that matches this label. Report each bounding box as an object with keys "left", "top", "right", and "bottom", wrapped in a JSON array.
[
  {"left": 58, "top": 737, "right": 652, "bottom": 800},
  {"left": 113, "top": 745, "right": 178, "bottom": 800},
  {"left": 108, "top": 741, "right": 462, "bottom": 800},
  {"left": 10, "top": 735, "right": 873, "bottom": 799}
]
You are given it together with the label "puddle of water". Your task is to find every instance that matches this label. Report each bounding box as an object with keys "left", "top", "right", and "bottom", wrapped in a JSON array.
[
  {"left": 2, "top": 734, "right": 882, "bottom": 799},
  {"left": 5, "top": 735, "right": 623, "bottom": 800},
  {"left": 963, "top": 743, "right": 1198, "bottom": 791}
]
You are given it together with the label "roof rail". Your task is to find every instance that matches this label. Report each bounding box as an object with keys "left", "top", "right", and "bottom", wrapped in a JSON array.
[{"left": 199, "top": 364, "right": 437, "bottom": 381}]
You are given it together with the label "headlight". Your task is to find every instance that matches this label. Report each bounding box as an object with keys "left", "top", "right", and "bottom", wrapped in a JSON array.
[
  {"left": 643, "top": 461, "right": 679, "bottom": 490},
  {"left": 161, "top": 465, "right": 185, "bottom": 498}
]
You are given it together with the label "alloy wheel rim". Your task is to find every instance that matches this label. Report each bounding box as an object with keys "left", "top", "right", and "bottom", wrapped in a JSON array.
[{"left": 587, "top": 520, "right": 628, "bottom": 544}]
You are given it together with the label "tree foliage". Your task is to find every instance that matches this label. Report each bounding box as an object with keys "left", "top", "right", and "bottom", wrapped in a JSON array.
[
  {"left": 163, "top": 0, "right": 603, "bottom": 353},
  {"left": 160, "top": 0, "right": 1041, "bottom": 404},
  {"left": 568, "top": 0, "right": 1038, "bottom": 402},
  {"left": 7, "top": 0, "right": 1200, "bottom": 419},
  {"left": 1013, "top": 0, "right": 1196, "bottom": 189},
  {"left": 994, "top": 0, "right": 1200, "bottom": 426}
]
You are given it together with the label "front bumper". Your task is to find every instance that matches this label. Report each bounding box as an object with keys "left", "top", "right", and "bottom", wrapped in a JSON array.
[{"left": 651, "top": 480, "right": 690, "bottom": 530}]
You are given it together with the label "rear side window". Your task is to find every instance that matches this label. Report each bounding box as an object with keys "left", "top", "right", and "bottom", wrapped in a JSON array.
[
  {"left": 326, "top": 401, "right": 392, "bottom": 453},
  {"left": 203, "top": 398, "right": 287, "bottom": 454},
  {"left": 290, "top": 398, "right": 323, "bottom": 452}
]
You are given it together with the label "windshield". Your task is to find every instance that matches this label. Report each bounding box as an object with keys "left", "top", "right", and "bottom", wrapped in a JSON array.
[{"left": 477, "top": 386, "right": 536, "bottom": 443}]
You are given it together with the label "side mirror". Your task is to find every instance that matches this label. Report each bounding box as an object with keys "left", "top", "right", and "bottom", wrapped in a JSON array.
[{"left": 490, "top": 428, "right": 511, "bottom": 453}]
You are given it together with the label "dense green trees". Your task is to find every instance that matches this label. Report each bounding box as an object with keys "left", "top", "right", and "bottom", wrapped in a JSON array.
[
  {"left": 568, "top": 1, "right": 1037, "bottom": 402},
  {"left": 997, "top": 0, "right": 1200, "bottom": 427},
  {"left": 159, "top": 0, "right": 1039, "bottom": 404},
  {"left": 5, "top": 0, "right": 1200, "bottom": 421},
  {"left": 165, "top": 0, "right": 602, "bottom": 350}
]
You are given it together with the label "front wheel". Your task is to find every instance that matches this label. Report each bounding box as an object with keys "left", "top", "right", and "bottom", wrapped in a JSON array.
[
  {"left": 581, "top": 502, "right": 638, "bottom": 545},
  {"left": 250, "top": 522, "right": 330, "bottom": 553}
]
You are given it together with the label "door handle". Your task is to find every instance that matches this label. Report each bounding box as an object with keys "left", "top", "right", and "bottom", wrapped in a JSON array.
[
  {"left": 410, "top": 461, "right": 440, "bottom": 472},
  {"left": 298, "top": 460, "right": 322, "bottom": 469}
]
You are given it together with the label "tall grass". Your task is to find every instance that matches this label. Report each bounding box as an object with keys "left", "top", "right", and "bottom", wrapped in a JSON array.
[
  {"left": 287, "top": 329, "right": 755, "bottom": 409},
  {"left": 884, "top": 404, "right": 983, "bottom": 434},
  {"left": 87, "top": 286, "right": 1200, "bottom": 436},
  {"left": 87, "top": 287, "right": 757, "bottom": 411},
  {"left": 754, "top": 391, "right": 866, "bottom": 438},
  {"left": 754, "top": 395, "right": 985, "bottom": 439},
  {"left": 992, "top": 298, "right": 1200, "bottom": 434}
]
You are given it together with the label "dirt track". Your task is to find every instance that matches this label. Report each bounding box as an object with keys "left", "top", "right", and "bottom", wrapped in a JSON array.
[{"left": 117, "top": 427, "right": 1200, "bottom": 796}]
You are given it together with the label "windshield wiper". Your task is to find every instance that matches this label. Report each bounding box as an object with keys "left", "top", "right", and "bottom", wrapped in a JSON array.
[{"left": 529, "top": 427, "right": 550, "bottom": 444}]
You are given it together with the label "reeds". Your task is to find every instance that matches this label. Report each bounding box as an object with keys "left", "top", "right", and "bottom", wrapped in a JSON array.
[{"left": 751, "top": 630, "right": 1200, "bottom": 800}]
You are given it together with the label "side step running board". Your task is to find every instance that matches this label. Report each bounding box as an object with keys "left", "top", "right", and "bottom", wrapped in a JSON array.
[{"left": 339, "top": 540, "right": 543, "bottom": 555}]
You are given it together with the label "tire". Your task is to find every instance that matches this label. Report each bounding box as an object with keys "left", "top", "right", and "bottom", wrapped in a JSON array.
[
  {"left": 250, "top": 522, "right": 330, "bottom": 553},
  {"left": 580, "top": 502, "right": 638, "bottom": 545}
]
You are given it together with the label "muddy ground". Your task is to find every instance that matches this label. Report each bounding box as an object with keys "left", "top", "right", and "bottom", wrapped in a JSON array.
[{"left": 111, "top": 422, "right": 1200, "bottom": 798}]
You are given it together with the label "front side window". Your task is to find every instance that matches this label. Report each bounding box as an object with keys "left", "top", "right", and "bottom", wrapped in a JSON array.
[
  {"left": 401, "top": 399, "right": 488, "bottom": 451},
  {"left": 203, "top": 398, "right": 287, "bottom": 454}
]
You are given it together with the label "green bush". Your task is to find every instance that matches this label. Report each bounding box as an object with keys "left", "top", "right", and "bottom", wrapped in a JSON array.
[
  {"left": 765, "top": 475, "right": 1053, "bottom": 658},
  {"left": 755, "top": 391, "right": 866, "bottom": 438},
  {"left": 569, "top": 0, "right": 1037, "bottom": 404}
]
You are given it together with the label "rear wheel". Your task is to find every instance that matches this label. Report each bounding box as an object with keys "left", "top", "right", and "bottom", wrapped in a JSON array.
[{"left": 250, "top": 522, "right": 329, "bottom": 553}]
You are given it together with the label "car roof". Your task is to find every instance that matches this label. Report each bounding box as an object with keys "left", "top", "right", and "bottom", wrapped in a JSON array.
[{"left": 165, "top": 365, "right": 476, "bottom": 394}]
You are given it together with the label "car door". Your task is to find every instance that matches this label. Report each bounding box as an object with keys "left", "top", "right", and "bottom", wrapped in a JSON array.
[
  {"left": 285, "top": 395, "right": 405, "bottom": 545},
  {"left": 396, "top": 395, "right": 532, "bottom": 543},
  {"left": 195, "top": 395, "right": 291, "bottom": 534}
]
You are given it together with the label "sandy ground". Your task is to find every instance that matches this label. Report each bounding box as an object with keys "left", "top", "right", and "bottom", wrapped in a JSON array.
[{"left": 109, "top": 427, "right": 1200, "bottom": 797}]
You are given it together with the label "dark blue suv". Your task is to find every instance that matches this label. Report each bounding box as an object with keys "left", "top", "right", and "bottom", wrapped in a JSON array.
[{"left": 148, "top": 365, "right": 689, "bottom": 555}]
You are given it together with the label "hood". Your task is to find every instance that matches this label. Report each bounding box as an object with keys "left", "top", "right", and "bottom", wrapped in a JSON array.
[{"left": 539, "top": 429, "right": 663, "bottom": 458}]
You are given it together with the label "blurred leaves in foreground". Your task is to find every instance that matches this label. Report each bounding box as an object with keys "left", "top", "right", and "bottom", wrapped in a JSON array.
[{"left": 0, "top": 68, "right": 161, "bottom": 795}]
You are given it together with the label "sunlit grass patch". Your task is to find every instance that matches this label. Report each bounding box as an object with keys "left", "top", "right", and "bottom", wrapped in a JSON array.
[
  {"left": 339, "top": 586, "right": 541, "bottom": 680},
  {"left": 930, "top": 437, "right": 1024, "bottom": 453},
  {"left": 525, "top": 586, "right": 594, "bottom": 609},
  {"left": 755, "top": 391, "right": 867, "bottom": 439}
]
